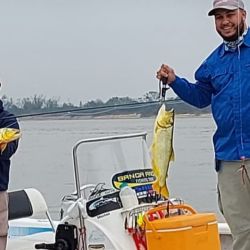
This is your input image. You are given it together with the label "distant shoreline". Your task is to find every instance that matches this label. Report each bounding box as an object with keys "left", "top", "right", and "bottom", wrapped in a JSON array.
[{"left": 19, "top": 113, "right": 212, "bottom": 121}]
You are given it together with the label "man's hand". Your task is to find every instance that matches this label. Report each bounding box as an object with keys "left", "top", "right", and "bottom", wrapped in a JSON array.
[{"left": 156, "top": 64, "right": 176, "bottom": 84}]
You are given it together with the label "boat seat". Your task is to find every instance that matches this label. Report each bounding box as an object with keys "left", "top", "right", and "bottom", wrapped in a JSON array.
[{"left": 8, "top": 188, "right": 48, "bottom": 220}]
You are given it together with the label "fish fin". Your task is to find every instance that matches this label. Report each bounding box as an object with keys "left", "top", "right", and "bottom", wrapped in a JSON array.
[
  {"left": 0, "top": 143, "right": 7, "bottom": 153},
  {"left": 152, "top": 181, "right": 169, "bottom": 199}
]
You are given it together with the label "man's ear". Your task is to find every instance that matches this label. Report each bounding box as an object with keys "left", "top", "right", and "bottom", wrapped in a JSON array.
[{"left": 241, "top": 10, "right": 247, "bottom": 20}]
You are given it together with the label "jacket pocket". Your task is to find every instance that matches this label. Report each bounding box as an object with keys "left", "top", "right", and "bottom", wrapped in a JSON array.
[{"left": 211, "top": 69, "right": 233, "bottom": 94}]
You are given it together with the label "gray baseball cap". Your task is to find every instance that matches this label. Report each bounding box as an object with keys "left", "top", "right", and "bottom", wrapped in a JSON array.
[{"left": 208, "top": 0, "right": 245, "bottom": 16}]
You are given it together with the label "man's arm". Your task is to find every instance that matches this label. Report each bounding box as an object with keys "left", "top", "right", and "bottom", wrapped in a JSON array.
[{"left": 156, "top": 63, "right": 214, "bottom": 108}]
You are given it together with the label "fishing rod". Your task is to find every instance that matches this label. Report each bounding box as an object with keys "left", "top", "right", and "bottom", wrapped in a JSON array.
[
  {"left": 0, "top": 98, "right": 184, "bottom": 126},
  {"left": 11, "top": 98, "right": 184, "bottom": 120},
  {"left": 14, "top": 100, "right": 161, "bottom": 119}
]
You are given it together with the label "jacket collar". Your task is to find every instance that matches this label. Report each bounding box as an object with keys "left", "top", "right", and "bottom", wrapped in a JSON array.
[{"left": 219, "top": 27, "right": 250, "bottom": 57}]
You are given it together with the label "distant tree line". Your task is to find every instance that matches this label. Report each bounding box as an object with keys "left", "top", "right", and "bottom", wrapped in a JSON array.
[{"left": 1, "top": 91, "right": 211, "bottom": 117}]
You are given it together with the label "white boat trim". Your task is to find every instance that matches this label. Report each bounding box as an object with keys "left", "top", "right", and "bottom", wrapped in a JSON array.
[{"left": 146, "top": 226, "right": 192, "bottom": 233}]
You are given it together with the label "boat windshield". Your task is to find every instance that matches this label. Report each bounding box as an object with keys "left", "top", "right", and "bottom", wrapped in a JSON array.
[{"left": 74, "top": 133, "right": 151, "bottom": 189}]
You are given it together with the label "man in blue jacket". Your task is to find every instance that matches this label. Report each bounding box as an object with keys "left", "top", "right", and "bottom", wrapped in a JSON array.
[
  {"left": 0, "top": 99, "right": 19, "bottom": 250},
  {"left": 157, "top": 0, "right": 250, "bottom": 249}
]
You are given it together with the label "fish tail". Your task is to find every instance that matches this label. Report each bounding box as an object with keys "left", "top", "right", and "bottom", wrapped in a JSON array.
[{"left": 152, "top": 181, "right": 170, "bottom": 199}]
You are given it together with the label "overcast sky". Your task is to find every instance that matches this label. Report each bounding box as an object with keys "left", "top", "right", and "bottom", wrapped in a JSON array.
[{"left": 0, "top": 0, "right": 249, "bottom": 105}]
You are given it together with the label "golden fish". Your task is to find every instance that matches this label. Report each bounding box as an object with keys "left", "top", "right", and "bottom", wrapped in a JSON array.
[
  {"left": 0, "top": 128, "right": 21, "bottom": 153},
  {"left": 151, "top": 104, "right": 174, "bottom": 198}
]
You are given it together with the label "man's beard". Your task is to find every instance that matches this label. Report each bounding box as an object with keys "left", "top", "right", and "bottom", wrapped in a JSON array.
[{"left": 219, "top": 19, "right": 245, "bottom": 42}]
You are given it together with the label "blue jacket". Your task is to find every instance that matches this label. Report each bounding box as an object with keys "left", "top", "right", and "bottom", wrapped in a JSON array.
[
  {"left": 0, "top": 100, "right": 19, "bottom": 191},
  {"left": 170, "top": 28, "right": 250, "bottom": 165}
]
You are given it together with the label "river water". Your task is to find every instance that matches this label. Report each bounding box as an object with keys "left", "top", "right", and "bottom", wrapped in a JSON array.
[{"left": 9, "top": 114, "right": 224, "bottom": 222}]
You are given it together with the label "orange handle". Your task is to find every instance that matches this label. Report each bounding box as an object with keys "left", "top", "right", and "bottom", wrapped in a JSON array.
[
  {"left": 146, "top": 203, "right": 197, "bottom": 216},
  {"left": 144, "top": 203, "right": 197, "bottom": 238}
]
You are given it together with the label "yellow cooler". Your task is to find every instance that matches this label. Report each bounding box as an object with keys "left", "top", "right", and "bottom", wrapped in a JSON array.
[{"left": 144, "top": 204, "right": 221, "bottom": 250}]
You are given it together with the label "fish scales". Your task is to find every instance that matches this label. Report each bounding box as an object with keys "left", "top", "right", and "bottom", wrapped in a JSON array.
[{"left": 151, "top": 104, "right": 174, "bottom": 198}]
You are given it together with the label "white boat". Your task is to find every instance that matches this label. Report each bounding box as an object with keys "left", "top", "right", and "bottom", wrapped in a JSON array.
[{"left": 7, "top": 132, "right": 233, "bottom": 250}]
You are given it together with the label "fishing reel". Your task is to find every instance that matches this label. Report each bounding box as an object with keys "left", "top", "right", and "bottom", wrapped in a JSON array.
[{"left": 35, "top": 223, "right": 78, "bottom": 250}]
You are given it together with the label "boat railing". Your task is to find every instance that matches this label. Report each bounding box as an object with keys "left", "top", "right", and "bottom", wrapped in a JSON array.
[{"left": 72, "top": 131, "right": 147, "bottom": 201}]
